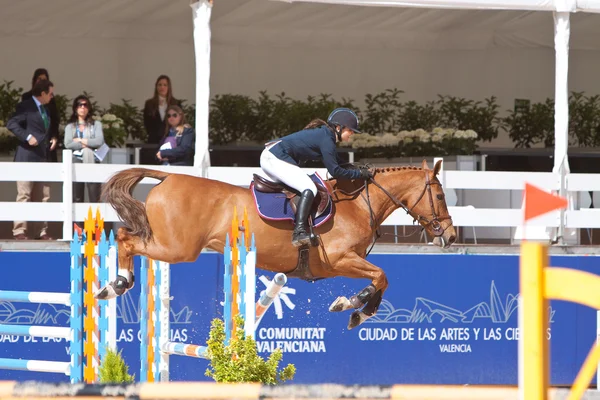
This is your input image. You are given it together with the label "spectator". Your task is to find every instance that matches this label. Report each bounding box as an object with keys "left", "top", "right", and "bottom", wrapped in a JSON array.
[
  {"left": 7, "top": 79, "right": 57, "bottom": 240},
  {"left": 143, "top": 75, "right": 180, "bottom": 145},
  {"left": 156, "top": 105, "right": 195, "bottom": 166},
  {"left": 64, "top": 95, "right": 105, "bottom": 204},
  {"left": 21, "top": 68, "right": 60, "bottom": 162}
]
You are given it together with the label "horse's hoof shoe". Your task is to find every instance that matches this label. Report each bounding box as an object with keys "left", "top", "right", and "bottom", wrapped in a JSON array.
[
  {"left": 94, "top": 285, "right": 117, "bottom": 300},
  {"left": 348, "top": 310, "right": 367, "bottom": 330},
  {"left": 329, "top": 296, "right": 350, "bottom": 312},
  {"left": 94, "top": 278, "right": 130, "bottom": 300}
]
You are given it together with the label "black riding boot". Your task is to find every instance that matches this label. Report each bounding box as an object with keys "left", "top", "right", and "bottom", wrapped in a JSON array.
[{"left": 292, "top": 189, "right": 314, "bottom": 247}]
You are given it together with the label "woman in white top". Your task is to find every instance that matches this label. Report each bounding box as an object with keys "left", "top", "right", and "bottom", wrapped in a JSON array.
[{"left": 64, "top": 95, "right": 105, "bottom": 203}]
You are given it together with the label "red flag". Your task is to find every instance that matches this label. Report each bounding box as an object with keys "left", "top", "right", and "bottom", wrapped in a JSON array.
[{"left": 523, "top": 183, "right": 568, "bottom": 222}]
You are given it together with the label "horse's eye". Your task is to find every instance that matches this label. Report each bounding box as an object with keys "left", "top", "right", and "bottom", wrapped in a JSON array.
[{"left": 437, "top": 194, "right": 444, "bottom": 200}]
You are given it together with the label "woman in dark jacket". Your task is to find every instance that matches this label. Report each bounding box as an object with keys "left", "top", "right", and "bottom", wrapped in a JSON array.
[
  {"left": 260, "top": 108, "right": 371, "bottom": 247},
  {"left": 143, "top": 75, "right": 180, "bottom": 145},
  {"left": 156, "top": 105, "right": 195, "bottom": 166}
]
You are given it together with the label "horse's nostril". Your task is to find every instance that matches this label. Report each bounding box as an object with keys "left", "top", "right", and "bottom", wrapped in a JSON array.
[{"left": 448, "top": 235, "right": 456, "bottom": 245}]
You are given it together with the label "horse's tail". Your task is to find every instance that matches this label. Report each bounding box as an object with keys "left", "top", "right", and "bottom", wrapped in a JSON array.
[{"left": 101, "top": 168, "right": 170, "bottom": 243}]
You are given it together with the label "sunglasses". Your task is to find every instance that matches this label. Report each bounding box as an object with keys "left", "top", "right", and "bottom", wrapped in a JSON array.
[
  {"left": 77, "top": 103, "right": 88, "bottom": 108},
  {"left": 167, "top": 113, "right": 179, "bottom": 118}
]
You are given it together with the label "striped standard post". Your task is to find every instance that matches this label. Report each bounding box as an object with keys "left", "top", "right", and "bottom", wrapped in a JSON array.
[
  {"left": 70, "top": 229, "right": 84, "bottom": 383},
  {"left": 0, "top": 207, "right": 116, "bottom": 383},
  {"left": 158, "top": 257, "right": 171, "bottom": 382},
  {"left": 140, "top": 257, "right": 149, "bottom": 382}
]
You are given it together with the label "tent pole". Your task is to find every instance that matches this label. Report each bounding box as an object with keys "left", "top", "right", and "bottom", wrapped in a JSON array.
[
  {"left": 190, "top": 0, "right": 213, "bottom": 177},
  {"left": 552, "top": 11, "right": 571, "bottom": 245}
]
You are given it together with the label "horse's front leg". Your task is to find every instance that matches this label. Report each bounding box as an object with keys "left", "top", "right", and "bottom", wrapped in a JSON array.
[{"left": 327, "top": 253, "right": 388, "bottom": 329}]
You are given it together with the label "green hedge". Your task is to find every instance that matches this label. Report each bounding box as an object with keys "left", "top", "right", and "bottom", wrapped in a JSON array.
[{"left": 2, "top": 79, "right": 600, "bottom": 155}]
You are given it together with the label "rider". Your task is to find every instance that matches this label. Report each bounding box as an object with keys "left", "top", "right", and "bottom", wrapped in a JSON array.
[{"left": 260, "top": 107, "right": 372, "bottom": 247}]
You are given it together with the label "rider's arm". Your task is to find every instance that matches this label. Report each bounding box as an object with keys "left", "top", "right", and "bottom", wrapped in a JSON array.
[{"left": 320, "top": 137, "right": 362, "bottom": 180}]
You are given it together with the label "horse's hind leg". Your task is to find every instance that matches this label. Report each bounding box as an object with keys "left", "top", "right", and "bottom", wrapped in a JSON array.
[
  {"left": 95, "top": 228, "right": 141, "bottom": 300},
  {"left": 327, "top": 253, "right": 388, "bottom": 329}
]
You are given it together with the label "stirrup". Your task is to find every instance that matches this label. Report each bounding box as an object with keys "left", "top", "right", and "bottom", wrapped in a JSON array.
[{"left": 292, "top": 229, "right": 311, "bottom": 247}]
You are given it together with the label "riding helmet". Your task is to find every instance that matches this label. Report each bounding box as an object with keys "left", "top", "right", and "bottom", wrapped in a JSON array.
[{"left": 327, "top": 108, "right": 361, "bottom": 133}]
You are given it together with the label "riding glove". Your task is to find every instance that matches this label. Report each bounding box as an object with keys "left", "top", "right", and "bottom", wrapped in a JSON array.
[{"left": 360, "top": 168, "right": 373, "bottom": 179}]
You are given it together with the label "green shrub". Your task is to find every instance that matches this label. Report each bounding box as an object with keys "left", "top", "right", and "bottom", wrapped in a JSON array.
[
  {"left": 205, "top": 315, "right": 296, "bottom": 384},
  {"left": 98, "top": 348, "right": 135, "bottom": 384}
]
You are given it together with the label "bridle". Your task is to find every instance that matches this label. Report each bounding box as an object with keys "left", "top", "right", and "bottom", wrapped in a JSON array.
[{"left": 360, "top": 168, "right": 453, "bottom": 254}]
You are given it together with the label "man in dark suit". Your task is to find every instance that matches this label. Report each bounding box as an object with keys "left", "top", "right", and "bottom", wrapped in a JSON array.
[
  {"left": 21, "top": 68, "right": 60, "bottom": 162},
  {"left": 7, "top": 79, "right": 58, "bottom": 240}
]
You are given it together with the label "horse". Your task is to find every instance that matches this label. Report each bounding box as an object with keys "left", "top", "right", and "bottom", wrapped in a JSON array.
[{"left": 95, "top": 159, "right": 456, "bottom": 329}]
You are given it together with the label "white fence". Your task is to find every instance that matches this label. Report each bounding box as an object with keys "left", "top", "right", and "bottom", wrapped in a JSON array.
[{"left": 0, "top": 150, "right": 598, "bottom": 243}]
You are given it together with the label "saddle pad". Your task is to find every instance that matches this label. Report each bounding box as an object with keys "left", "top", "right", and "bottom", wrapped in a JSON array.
[{"left": 250, "top": 173, "right": 333, "bottom": 228}]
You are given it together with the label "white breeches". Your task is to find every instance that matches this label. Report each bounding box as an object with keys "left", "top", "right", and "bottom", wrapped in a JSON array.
[{"left": 260, "top": 147, "right": 317, "bottom": 197}]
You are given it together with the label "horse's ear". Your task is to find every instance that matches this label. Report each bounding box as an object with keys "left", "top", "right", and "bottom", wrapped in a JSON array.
[
  {"left": 421, "top": 159, "right": 430, "bottom": 170},
  {"left": 433, "top": 159, "right": 442, "bottom": 176}
]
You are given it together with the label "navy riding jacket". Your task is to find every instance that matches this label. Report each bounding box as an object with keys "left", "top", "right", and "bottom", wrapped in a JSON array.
[{"left": 268, "top": 125, "right": 362, "bottom": 180}]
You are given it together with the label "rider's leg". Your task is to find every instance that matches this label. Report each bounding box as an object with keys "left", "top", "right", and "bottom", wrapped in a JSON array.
[
  {"left": 291, "top": 189, "right": 314, "bottom": 247},
  {"left": 260, "top": 148, "right": 317, "bottom": 246}
]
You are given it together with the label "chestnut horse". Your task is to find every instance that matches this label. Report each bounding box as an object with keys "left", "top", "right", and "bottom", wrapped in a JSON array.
[{"left": 95, "top": 159, "right": 456, "bottom": 329}]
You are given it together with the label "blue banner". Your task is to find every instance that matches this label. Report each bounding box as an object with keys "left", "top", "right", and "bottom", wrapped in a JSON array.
[{"left": 1, "top": 250, "right": 599, "bottom": 385}]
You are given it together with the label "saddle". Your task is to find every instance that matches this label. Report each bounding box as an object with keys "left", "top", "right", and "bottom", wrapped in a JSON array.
[
  {"left": 252, "top": 174, "right": 331, "bottom": 219},
  {"left": 251, "top": 173, "right": 332, "bottom": 283}
]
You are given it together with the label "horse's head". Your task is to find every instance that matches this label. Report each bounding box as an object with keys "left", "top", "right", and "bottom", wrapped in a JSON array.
[{"left": 401, "top": 159, "right": 456, "bottom": 248}]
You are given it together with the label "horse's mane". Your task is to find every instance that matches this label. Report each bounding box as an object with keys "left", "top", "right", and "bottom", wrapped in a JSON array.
[
  {"left": 373, "top": 166, "right": 423, "bottom": 173},
  {"left": 324, "top": 164, "right": 423, "bottom": 182}
]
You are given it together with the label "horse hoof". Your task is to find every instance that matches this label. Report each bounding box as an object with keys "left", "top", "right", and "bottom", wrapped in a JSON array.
[
  {"left": 94, "top": 277, "right": 130, "bottom": 300},
  {"left": 94, "top": 285, "right": 118, "bottom": 300},
  {"left": 329, "top": 296, "right": 352, "bottom": 312},
  {"left": 348, "top": 310, "right": 369, "bottom": 330}
]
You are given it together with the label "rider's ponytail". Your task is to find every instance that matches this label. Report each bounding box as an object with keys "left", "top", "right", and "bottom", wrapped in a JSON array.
[{"left": 304, "top": 118, "right": 335, "bottom": 132}]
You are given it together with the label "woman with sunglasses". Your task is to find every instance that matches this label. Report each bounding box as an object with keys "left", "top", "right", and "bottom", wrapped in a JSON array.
[
  {"left": 156, "top": 105, "right": 195, "bottom": 166},
  {"left": 64, "top": 95, "right": 105, "bottom": 203}
]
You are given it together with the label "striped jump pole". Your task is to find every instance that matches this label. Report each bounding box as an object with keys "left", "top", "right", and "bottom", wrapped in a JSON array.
[
  {"left": 255, "top": 273, "right": 288, "bottom": 330},
  {"left": 0, "top": 207, "right": 117, "bottom": 383}
]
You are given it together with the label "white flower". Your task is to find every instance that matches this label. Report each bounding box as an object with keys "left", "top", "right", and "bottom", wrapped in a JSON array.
[
  {"left": 415, "top": 129, "right": 430, "bottom": 142},
  {"left": 112, "top": 123, "right": 120, "bottom": 129},
  {"left": 0, "top": 127, "right": 10, "bottom": 137},
  {"left": 397, "top": 130, "right": 415, "bottom": 140},
  {"left": 465, "top": 129, "right": 478, "bottom": 139},
  {"left": 0, "top": 119, "right": 4, "bottom": 127},
  {"left": 454, "top": 130, "right": 466, "bottom": 139},
  {"left": 102, "top": 113, "right": 117, "bottom": 122},
  {"left": 431, "top": 134, "right": 443, "bottom": 142},
  {"left": 380, "top": 133, "right": 401, "bottom": 147},
  {"left": 404, "top": 137, "right": 413, "bottom": 144},
  {"left": 102, "top": 123, "right": 109, "bottom": 129},
  {"left": 92, "top": 115, "right": 101, "bottom": 121},
  {"left": 431, "top": 127, "right": 455, "bottom": 137},
  {"left": 443, "top": 128, "right": 455, "bottom": 137}
]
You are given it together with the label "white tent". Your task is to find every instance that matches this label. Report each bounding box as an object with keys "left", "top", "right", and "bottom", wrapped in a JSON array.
[{"left": 3, "top": 0, "right": 600, "bottom": 178}]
